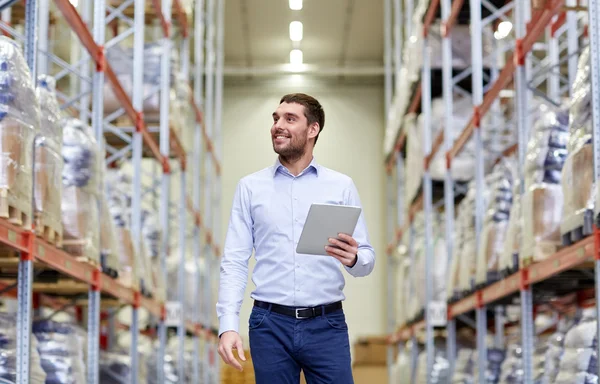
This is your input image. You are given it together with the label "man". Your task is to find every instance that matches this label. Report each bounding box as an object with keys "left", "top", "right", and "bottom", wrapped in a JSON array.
[{"left": 216, "top": 93, "right": 375, "bottom": 384}]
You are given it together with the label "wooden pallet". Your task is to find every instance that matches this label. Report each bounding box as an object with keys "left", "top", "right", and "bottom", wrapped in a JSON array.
[
  {"left": 61, "top": 239, "right": 100, "bottom": 268},
  {"left": 34, "top": 215, "right": 62, "bottom": 248},
  {"left": 0, "top": 189, "right": 31, "bottom": 230}
]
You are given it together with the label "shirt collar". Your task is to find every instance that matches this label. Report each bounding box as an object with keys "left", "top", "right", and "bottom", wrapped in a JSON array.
[{"left": 273, "top": 157, "right": 319, "bottom": 177}]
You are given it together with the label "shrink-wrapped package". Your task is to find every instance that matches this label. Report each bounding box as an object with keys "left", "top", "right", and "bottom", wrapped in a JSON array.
[
  {"left": 452, "top": 349, "right": 475, "bottom": 383},
  {"left": 99, "top": 194, "right": 120, "bottom": 277},
  {"left": 499, "top": 178, "right": 522, "bottom": 275},
  {"left": 562, "top": 45, "right": 596, "bottom": 237},
  {"left": 476, "top": 159, "right": 514, "bottom": 286},
  {"left": 32, "top": 320, "right": 87, "bottom": 384},
  {"left": 457, "top": 177, "right": 492, "bottom": 293},
  {"left": 404, "top": 114, "right": 421, "bottom": 209},
  {"left": 103, "top": 43, "right": 179, "bottom": 120},
  {"left": 166, "top": 254, "right": 201, "bottom": 324},
  {"left": 414, "top": 213, "right": 448, "bottom": 307},
  {"left": 34, "top": 75, "right": 63, "bottom": 243},
  {"left": 0, "top": 312, "right": 46, "bottom": 383},
  {"left": 554, "top": 307, "right": 598, "bottom": 384},
  {"left": 521, "top": 105, "right": 569, "bottom": 265},
  {"left": 99, "top": 350, "right": 148, "bottom": 383},
  {"left": 61, "top": 118, "right": 101, "bottom": 262},
  {"left": 0, "top": 36, "right": 40, "bottom": 227}
]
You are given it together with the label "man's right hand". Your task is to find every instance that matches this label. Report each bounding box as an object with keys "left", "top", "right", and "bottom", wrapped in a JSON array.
[{"left": 218, "top": 331, "right": 247, "bottom": 371}]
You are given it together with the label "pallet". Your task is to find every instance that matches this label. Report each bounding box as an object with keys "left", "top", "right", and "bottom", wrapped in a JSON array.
[
  {"left": 0, "top": 189, "right": 31, "bottom": 230},
  {"left": 34, "top": 215, "right": 62, "bottom": 248},
  {"left": 561, "top": 209, "right": 594, "bottom": 247}
]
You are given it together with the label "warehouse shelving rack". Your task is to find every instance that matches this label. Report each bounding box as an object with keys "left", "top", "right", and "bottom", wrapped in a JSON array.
[
  {"left": 0, "top": 0, "right": 223, "bottom": 383},
  {"left": 384, "top": 0, "right": 599, "bottom": 382}
]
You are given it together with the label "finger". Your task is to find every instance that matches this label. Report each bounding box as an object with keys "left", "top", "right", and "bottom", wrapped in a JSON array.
[
  {"left": 236, "top": 339, "right": 247, "bottom": 362},
  {"left": 225, "top": 344, "right": 243, "bottom": 371},
  {"left": 338, "top": 233, "right": 358, "bottom": 247},
  {"left": 218, "top": 345, "right": 231, "bottom": 365},
  {"left": 327, "top": 238, "right": 353, "bottom": 252},
  {"left": 328, "top": 252, "right": 354, "bottom": 267}
]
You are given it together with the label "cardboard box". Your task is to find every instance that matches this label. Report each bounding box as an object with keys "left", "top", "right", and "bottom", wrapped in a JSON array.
[
  {"left": 353, "top": 365, "right": 388, "bottom": 384},
  {"left": 353, "top": 336, "right": 395, "bottom": 366}
]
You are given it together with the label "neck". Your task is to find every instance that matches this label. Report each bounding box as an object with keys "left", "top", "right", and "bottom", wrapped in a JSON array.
[{"left": 279, "top": 150, "right": 313, "bottom": 176}]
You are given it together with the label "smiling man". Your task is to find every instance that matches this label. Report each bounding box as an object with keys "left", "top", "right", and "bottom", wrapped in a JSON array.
[{"left": 216, "top": 93, "right": 375, "bottom": 384}]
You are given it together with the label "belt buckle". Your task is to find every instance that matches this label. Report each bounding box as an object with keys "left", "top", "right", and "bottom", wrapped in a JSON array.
[{"left": 295, "top": 308, "right": 310, "bottom": 319}]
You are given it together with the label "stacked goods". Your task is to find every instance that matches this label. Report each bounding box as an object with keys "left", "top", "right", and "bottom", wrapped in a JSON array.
[
  {"left": 499, "top": 176, "right": 522, "bottom": 276},
  {"left": 0, "top": 36, "right": 40, "bottom": 228},
  {"left": 99, "top": 193, "right": 120, "bottom": 278},
  {"left": 521, "top": 104, "right": 569, "bottom": 265},
  {"left": 561, "top": 45, "right": 595, "bottom": 241},
  {"left": 103, "top": 43, "right": 180, "bottom": 122},
  {"left": 415, "top": 340, "right": 450, "bottom": 384},
  {"left": 34, "top": 75, "right": 63, "bottom": 246},
  {"left": 498, "top": 342, "right": 523, "bottom": 383},
  {"left": 61, "top": 118, "right": 101, "bottom": 264},
  {"left": 414, "top": 212, "right": 448, "bottom": 308},
  {"left": 32, "top": 320, "right": 87, "bottom": 383},
  {"left": 553, "top": 306, "right": 598, "bottom": 384},
  {"left": 476, "top": 158, "right": 515, "bottom": 287},
  {"left": 456, "top": 177, "right": 492, "bottom": 295},
  {"left": 452, "top": 349, "right": 475, "bottom": 383},
  {"left": 141, "top": 209, "right": 164, "bottom": 300},
  {"left": 0, "top": 312, "right": 46, "bottom": 383},
  {"left": 541, "top": 316, "right": 577, "bottom": 383},
  {"left": 105, "top": 170, "right": 139, "bottom": 290},
  {"left": 99, "top": 350, "right": 148, "bottom": 383},
  {"left": 171, "top": 72, "right": 194, "bottom": 141}
]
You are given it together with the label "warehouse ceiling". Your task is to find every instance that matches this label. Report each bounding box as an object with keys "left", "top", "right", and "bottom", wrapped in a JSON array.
[{"left": 224, "top": 0, "right": 384, "bottom": 73}]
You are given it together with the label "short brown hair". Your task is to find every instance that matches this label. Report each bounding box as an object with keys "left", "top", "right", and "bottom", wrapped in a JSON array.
[{"left": 280, "top": 93, "right": 325, "bottom": 145}]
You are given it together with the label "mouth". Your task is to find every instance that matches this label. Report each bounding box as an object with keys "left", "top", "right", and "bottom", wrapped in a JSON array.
[{"left": 273, "top": 135, "right": 290, "bottom": 144}]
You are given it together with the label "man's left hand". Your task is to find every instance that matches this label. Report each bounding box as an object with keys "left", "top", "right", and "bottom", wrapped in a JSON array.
[{"left": 325, "top": 233, "right": 358, "bottom": 267}]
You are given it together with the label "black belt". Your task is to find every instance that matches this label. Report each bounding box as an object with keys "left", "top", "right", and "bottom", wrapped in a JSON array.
[{"left": 254, "top": 300, "right": 343, "bottom": 319}]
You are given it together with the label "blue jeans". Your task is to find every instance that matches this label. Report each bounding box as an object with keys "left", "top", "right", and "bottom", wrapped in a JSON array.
[{"left": 248, "top": 304, "right": 354, "bottom": 384}]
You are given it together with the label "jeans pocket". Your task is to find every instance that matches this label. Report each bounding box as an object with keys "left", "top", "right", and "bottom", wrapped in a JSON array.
[
  {"left": 325, "top": 311, "right": 348, "bottom": 330},
  {"left": 249, "top": 308, "right": 268, "bottom": 330}
]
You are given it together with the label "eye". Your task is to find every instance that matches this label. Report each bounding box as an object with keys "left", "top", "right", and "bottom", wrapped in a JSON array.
[{"left": 287, "top": 117, "right": 295, "bottom": 122}]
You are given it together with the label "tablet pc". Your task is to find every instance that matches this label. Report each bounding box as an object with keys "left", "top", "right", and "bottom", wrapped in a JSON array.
[{"left": 296, "top": 203, "right": 362, "bottom": 256}]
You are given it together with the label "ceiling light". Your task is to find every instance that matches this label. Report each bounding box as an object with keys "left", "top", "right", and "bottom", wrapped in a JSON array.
[
  {"left": 289, "top": 0, "right": 302, "bottom": 10},
  {"left": 494, "top": 21, "right": 512, "bottom": 39},
  {"left": 290, "top": 49, "right": 303, "bottom": 65},
  {"left": 289, "top": 21, "right": 303, "bottom": 41}
]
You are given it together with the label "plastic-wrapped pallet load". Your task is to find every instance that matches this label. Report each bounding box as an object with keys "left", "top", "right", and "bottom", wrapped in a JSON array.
[
  {"left": 0, "top": 312, "right": 46, "bottom": 383},
  {"left": 99, "top": 193, "right": 120, "bottom": 278},
  {"left": 103, "top": 43, "right": 180, "bottom": 121},
  {"left": 553, "top": 305, "right": 598, "bottom": 384},
  {"left": 541, "top": 315, "right": 577, "bottom": 384},
  {"left": 34, "top": 75, "right": 63, "bottom": 245},
  {"left": 499, "top": 178, "right": 522, "bottom": 276},
  {"left": 457, "top": 177, "right": 492, "bottom": 294},
  {"left": 520, "top": 104, "right": 569, "bottom": 266},
  {"left": 403, "top": 113, "right": 421, "bottom": 209},
  {"left": 415, "top": 338, "right": 450, "bottom": 384},
  {"left": 561, "top": 45, "right": 596, "bottom": 240},
  {"left": 0, "top": 36, "right": 40, "bottom": 228},
  {"left": 32, "top": 320, "right": 87, "bottom": 384},
  {"left": 105, "top": 170, "right": 140, "bottom": 289},
  {"left": 447, "top": 202, "right": 466, "bottom": 300},
  {"left": 452, "top": 348, "right": 475, "bottom": 383},
  {"left": 61, "top": 117, "right": 101, "bottom": 263},
  {"left": 476, "top": 159, "right": 514, "bottom": 287}
]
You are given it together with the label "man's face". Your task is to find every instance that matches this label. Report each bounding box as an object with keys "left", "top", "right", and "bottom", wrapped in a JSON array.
[{"left": 271, "top": 102, "right": 316, "bottom": 159}]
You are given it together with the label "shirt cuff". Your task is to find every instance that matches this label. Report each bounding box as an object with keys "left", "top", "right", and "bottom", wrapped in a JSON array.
[
  {"left": 344, "top": 251, "right": 367, "bottom": 276},
  {"left": 218, "top": 313, "right": 240, "bottom": 337}
]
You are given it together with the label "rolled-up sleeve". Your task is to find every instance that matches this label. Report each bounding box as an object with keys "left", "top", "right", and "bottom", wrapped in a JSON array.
[
  {"left": 343, "top": 179, "right": 375, "bottom": 277},
  {"left": 216, "top": 180, "right": 254, "bottom": 336}
]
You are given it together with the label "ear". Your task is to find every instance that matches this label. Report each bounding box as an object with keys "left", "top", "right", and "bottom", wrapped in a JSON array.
[{"left": 308, "top": 122, "right": 319, "bottom": 141}]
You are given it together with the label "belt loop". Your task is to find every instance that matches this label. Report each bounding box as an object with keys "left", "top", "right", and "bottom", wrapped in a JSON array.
[
  {"left": 321, "top": 305, "right": 325, "bottom": 316},
  {"left": 268, "top": 303, "right": 273, "bottom": 313}
]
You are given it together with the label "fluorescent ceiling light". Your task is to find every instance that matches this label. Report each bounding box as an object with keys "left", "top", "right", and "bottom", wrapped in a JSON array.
[
  {"left": 289, "top": 0, "right": 302, "bottom": 10},
  {"left": 289, "top": 21, "right": 303, "bottom": 41},
  {"left": 290, "top": 49, "right": 303, "bottom": 65},
  {"left": 494, "top": 21, "right": 512, "bottom": 39}
]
